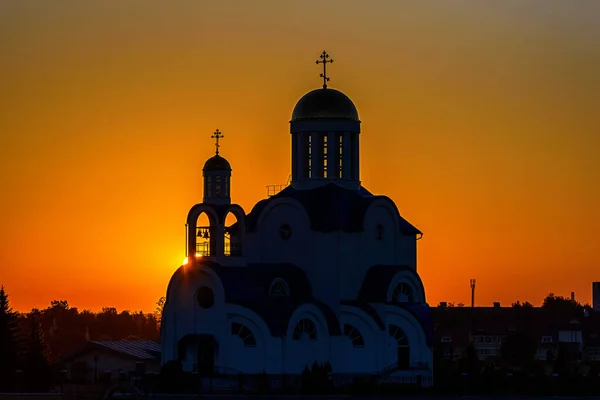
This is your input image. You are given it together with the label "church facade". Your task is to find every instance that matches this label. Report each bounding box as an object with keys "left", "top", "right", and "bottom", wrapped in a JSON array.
[{"left": 161, "top": 52, "right": 433, "bottom": 383}]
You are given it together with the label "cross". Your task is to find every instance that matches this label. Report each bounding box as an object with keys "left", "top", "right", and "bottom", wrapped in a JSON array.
[
  {"left": 316, "top": 50, "right": 333, "bottom": 89},
  {"left": 211, "top": 129, "right": 224, "bottom": 155}
]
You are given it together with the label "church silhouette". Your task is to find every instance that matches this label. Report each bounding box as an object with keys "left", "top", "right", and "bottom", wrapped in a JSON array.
[{"left": 161, "top": 51, "right": 433, "bottom": 385}]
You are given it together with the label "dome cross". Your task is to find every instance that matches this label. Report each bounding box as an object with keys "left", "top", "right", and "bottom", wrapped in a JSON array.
[
  {"left": 211, "top": 129, "right": 224, "bottom": 155},
  {"left": 316, "top": 50, "right": 334, "bottom": 89}
]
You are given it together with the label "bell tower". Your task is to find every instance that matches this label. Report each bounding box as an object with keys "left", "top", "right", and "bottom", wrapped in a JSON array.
[{"left": 203, "top": 129, "right": 232, "bottom": 205}]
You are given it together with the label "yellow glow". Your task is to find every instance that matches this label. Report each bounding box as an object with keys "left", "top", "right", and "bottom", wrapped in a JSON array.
[
  {"left": 183, "top": 257, "right": 189, "bottom": 265},
  {"left": 195, "top": 253, "right": 202, "bottom": 258}
]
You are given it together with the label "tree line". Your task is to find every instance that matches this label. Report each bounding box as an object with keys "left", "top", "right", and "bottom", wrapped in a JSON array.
[{"left": 0, "top": 285, "right": 162, "bottom": 392}]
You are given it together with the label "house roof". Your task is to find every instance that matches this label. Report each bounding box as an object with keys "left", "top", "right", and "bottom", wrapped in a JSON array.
[
  {"left": 90, "top": 340, "right": 161, "bottom": 360},
  {"left": 61, "top": 340, "right": 161, "bottom": 364}
]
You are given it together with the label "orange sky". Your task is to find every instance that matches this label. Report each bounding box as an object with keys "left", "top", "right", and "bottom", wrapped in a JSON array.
[{"left": 1, "top": 1, "right": 599, "bottom": 313}]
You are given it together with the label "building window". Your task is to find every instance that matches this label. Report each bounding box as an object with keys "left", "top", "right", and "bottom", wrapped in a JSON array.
[
  {"left": 392, "top": 282, "right": 414, "bottom": 303},
  {"left": 215, "top": 175, "right": 222, "bottom": 197},
  {"left": 338, "top": 134, "right": 343, "bottom": 178},
  {"left": 304, "top": 135, "right": 312, "bottom": 178},
  {"left": 323, "top": 134, "right": 328, "bottom": 178},
  {"left": 268, "top": 278, "right": 290, "bottom": 297},
  {"left": 349, "top": 133, "right": 356, "bottom": 180},
  {"left": 542, "top": 336, "right": 553, "bottom": 343},
  {"left": 293, "top": 318, "right": 317, "bottom": 341},
  {"left": 231, "top": 322, "right": 256, "bottom": 347},
  {"left": 343, "top": 324, "right": 364, "bottom": 347},
  {"left": 197, "top": 287, "right": 214, "bottom": 309},
  {"left": 205, "top": 176, "right": 212, "bottom": 197},
  {"left": 389, "top": 325, "right": 409, "bottom": 346}
]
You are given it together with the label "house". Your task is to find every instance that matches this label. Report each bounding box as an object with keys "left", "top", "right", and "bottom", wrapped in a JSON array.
[{"left": 61, "top": 340, "right": 161, "bottom": 383}]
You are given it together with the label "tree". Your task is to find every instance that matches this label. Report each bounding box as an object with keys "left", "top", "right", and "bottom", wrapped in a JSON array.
[
  {"left": 501, "top": 331, "right": 536, "bottom": 369},
  {"left": 458, "top": 342, "right": 480, "bottom": 376},
  {"left": 542, "top": 293, "right": 582, "bottom": 317},
  {"left": 155, "top": 297, "right": 166, "bottom": 327},
  {"left": 512, "top": 300, "right": 534, "bottom": 308},
  {"left": 554, "top": 342, "right": 575, "bottom": 377},
  {"left": 0, "top": 286, "right": 21, "bottom": 391},
  {"left": 24, "top": 313, "right": 52, "bottom": 392}
]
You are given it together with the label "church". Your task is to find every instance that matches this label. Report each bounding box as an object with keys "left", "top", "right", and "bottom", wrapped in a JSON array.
[{"left": 161, "top": 51, "right": 433, "bottom": 384}]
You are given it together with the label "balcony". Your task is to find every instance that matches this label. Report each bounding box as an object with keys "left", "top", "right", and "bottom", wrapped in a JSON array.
[
  {"left": 195, "top": 242, "right": 241, "bottom": 257},
  {"left": 195, "top": 242, "right": 214, "bottom": 257}
]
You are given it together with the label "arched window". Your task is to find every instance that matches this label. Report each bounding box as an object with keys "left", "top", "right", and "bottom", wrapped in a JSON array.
[
  {"left": 269, "top": 278, "right": 290, "bottom": 297},
  {"left": 392, "top": 282, "right": 414, "bottom": 303},
  {"left": 343, "top": 324, "right": 364, "bottom": 347},
  {"left": 292, "top": 318, "right": 317, "bottom": 341},
  {"left": 389, "top": 324, "right": 410, "bottom": 369},
  {"left": 389, "top": 324, "right": 409, "bottom": 346},
  {"left": 231, "top": 322, "right": 256, "bottom": 347}
]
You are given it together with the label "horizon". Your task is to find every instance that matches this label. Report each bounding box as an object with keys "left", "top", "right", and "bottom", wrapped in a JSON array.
[{"left": 1, "top": 1, "right": 599, "bottom": 313}]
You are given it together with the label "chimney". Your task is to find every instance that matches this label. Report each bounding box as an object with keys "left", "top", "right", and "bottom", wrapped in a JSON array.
[
  {"left": 440, "top": 302, "right": 447, "bottom": 309},
  {"left": 493, "top": 302, "right": 501, "bottom": 308},
  {"left": 594, "top": 282, "right": 600, "bottom": 311},
  {"left": 571, "top": 292, "right": 575, "bottom": 301}
]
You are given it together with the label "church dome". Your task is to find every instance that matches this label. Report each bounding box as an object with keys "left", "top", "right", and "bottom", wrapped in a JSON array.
[
  {"left": 203, "top": 155, "right": 231, "bottom": 171},
  {"left": 291, "top": 88, "right": 359, "bottom": 122}
]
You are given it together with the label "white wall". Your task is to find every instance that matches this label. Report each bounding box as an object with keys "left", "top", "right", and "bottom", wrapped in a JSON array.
[
  {"left": 250, "top": 193, "right": 418, "bottom": 303},
  {"left": 162, "top": 187, "right": 432, "bottom": 378}
]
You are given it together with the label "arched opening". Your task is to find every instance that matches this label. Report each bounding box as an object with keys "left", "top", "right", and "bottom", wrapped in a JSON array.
[
  {"left": 230, "top": 322, "right": 256, "bottom": 347},
  {"left": 392, "top": 282, "right": 414, "bottom": 303},
  {"left": 343, "top": 324, "right": 364, "bottom": 347},
  {"left": 389, "top": 324, "right": 410, "bottom": 369},
  {"left": 224, "top": 211, "right": 242, "bottom": 256},
  {"left": 269, "top": 278, "right": 290, "bottom": 297},
  {"left": 196, "top": 212, "right": 215, "bottom": 257},
  {"left": 293, "top": 318, "right": 318, "bottom": 341}
]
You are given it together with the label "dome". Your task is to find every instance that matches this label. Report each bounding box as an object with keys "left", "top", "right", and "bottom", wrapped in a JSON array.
[
  {"left": 291, "top": 88, "right": 359, "bottom": 122},
  {"left": 203, "top": 155, "right": 231, "bottom": 171}
]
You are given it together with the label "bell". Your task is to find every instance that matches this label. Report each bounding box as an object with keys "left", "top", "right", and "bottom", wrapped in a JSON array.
[
  {"left": 203, "top": 230, "right": 210, "bottom": 239},
  {"left": 196, "top": 229, "right": 203, "bottom": 237}
]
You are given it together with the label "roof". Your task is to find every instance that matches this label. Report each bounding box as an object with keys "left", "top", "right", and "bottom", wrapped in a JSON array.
[
  {"left": 90, "top": 340, "right": 161, "bottom": 360},
  {"left": 239, "top": 183, "right": 421, "bottom": 235},
  {"left": 358, "top": 265, "right": 425, "bottom": 303},
  {"left": 291, "top": 88, "right": 359, "bottom": 122},
  {"left": 61, "top": 340, "right": 161, "bottom": 363},
  {"left": 171, "top": 260, "right": 341, "bottom": 338},
  {"left": 203, "top": 154, "right": 231, "bottom": 171}
]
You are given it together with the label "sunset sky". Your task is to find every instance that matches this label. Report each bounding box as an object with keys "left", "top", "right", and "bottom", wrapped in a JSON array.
[{"left": 1, "top": 1, "right": 599, "bottom": 313}]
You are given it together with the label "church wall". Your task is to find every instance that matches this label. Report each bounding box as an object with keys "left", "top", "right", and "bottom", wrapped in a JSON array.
[
  {"left": 284, "top": 304, "right": 331, "bottom": 374},
  {"left": 362, "top": 204, "right": 397, "bottom": 267},
  {"left": 222, "top": 311, "right": 270, "bottom": 374},
  {"left": 337, "top": 232, "right": 362, "bottom": 300},
  {"left": 371, "top": 304, "right": 431, "bottom": 370},
  {"left": 312, "top": 231, "right": 341, "bottom": 312},
  {"left": 335, "top": 306, "right": 380, "bottom": 373},
  {"left": 161, "top": 267, "right": 228, "bottom": 370},
  {"left": 396, "top": 235, "right": 417, "bottom": 269},
  {"left": 255, "top": 199, "right": 312, "bottom": 266}
]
